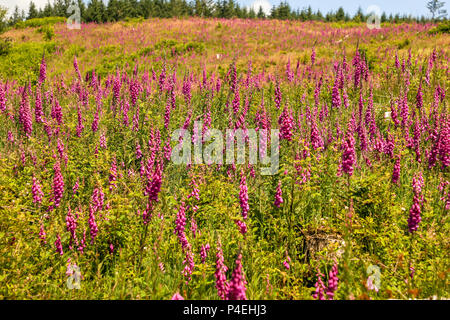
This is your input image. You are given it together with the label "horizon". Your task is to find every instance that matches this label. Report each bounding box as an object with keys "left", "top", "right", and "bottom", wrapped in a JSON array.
[{"left": 2, "top": 0, "right": 449, "bottom": 19}]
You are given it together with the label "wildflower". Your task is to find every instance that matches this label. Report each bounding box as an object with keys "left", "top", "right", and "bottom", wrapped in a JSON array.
[
  {"left": 416, "top": 82, "right": 423, "bottom": 109},
  {"left": 391, "top": 100, "right": 400, "bottom": 127},
  {"left": 274, "top": 180, "right": 283, "bottom": 208},
  {"left": 408, "top": 172, "right": 424, "bottom": 233},
  {"left": 409, "top": 266, "right": 415, "bottom": 280},
  {"left": 32, "top": 176, "right": 44, "bottom": 204},
  {"left": 439, "top": 123, "right": 450, "bottom": 168},
  {"left": 78, "top": 230, "right": 86, "bottom": 254},
  {"left": 174, "top": 201, "right": 189, "bottom": 251},
  {"left": 286, "top": 58, "right": 294, "bottom": 82},
  {"left": 109, "top": 157, "right": 117, "bottom": 191},
  {"left": 332, "top": 73, "right": 341, "bottom": 109},
  {"left": 73, "top": 178, "right": 79, "bottom": 195},
  {"left": 0, "top": 83, "right": 6, "bottom": 113},
  {"left": 99, "top": 132, "right": 107, "bottom": 149},
  {"left": 57, "top": 138, "right": 68, "bottom": 165},
  {"left": 35, "top": 86, "right": 43, "bottom": 123},
  {"left": 76, "top": 105, "right": 84, "bottom": 137},
  {"left": 367, "top": 276, "right": 379, "bottom": 293},
  {"left": 182, "top": 247, "right": 195, "bottom": 283},
  {"left": 129, "top": 79, "right": 140, "bottom": 106},
  {"left": 200, "top": 243, "right": 210, "bottom": 264},
  {"left": 188, "top": 177, "right": 200, "bottom": 201},
  {"left": 274, "top": 81, "right": 282, "bottom": 110},
  {"left": 51, "top": 97, "right": 63, "bottom": 125},
  {"left": 326, "top": 261, "right": 339, "bottom": 300},
  {"left": 171, "top": 293, "right": 184, "bottom": 300},
  {"left": 190, "top": 216, "right": 198, "bottom": 237},
  {"left": 279, "top": 106, "right": 294, "bottom": 141},
  {"left": 145, "top": 160, "right": 163, "bottom": 204},
  {"left": 182, "top": 75, "right": 192, "bottom": 105},
  {"left": 55, "top": 234, "right": 63, "bottom": 256},
  {"left": 232, "top": 88, "right": 240, "bottom": 114},
  {"left": 88, "top": 205, "right": 99, "bottom": 244},
  {"left": 395, "top": 53, "right": 400, "bottom": 69},
  {"left": 342, "top": 89, "right": 349, "bottom": 109},
  {"left": 39, "top": 54, "right": 46, "bottom": 84},
  {"left": 353, "top": 51, "right": 362, "bottom": 88},
  {"left": 52, "top": 161, "right": 64, "bottom": 208},
  {"left": 342, "top": 129, "right": 356, "bottom": 176},
  {"left": 159, "top": 64, "right": 166, "bottom": 92},
  {"left": 215, "top": 240, "right": 228, "bottom": 300},
  {"left": 19, "top": 86, "right": 32, "bottom": 137},
  {"left": 229, "top": 63, "right": 237, "bottom": 93},
  {"left": 122, "top": 100, "right": 130, "bottom": 127},
  {"left": 73, "top": 56, "right": 82, "bottom": 81},
  {"left": 164, "top": 138, "right": 172, "bottom": 161},
  {"left": 39, "top": 223, "right": 47, "bottom": 244},
  {"left": 164, "top": 99, "right": 171, "bottom": 130},
  {"left": 283, "top": 255, "right": 291, "bottom": 270},
  {"left": 91, "top": 108, "right": 99, "bottom": 133},
  {"left": 400, "top": 93, "right": 410, "bottom": 128},
  {"left": 310, "top": 119, "right": 323, "bottom": 150},
  {"left": 135, "top": 142, "right": 142, "bottom": 159},
  {"left": 312, "top": 269, "right": 326, "bottom": 300},
  {"left": 236, "top": 220, "right": 248, "bottom": 235},
  {"left": 239, "top": 171, "right": 249, "bottom": 220},
  {"left": 226, "top": 254, "right": 247, "bottom": 300},
  {"left": 133, "top": 106, "right": 140, "bottom": 131},
  {"left": 392, "top": 157, "right": 401, "bottom": 184}
]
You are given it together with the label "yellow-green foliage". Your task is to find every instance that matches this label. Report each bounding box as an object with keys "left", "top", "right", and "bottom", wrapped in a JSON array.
[
  {"left": 0, "top": 40, "right": 57, "bottom": 81},
  {"left": 15, "top": 17, "right": 66, "bottom": 29}
]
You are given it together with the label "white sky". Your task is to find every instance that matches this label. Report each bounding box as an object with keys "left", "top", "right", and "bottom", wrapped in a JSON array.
[
  {"left": 1, "top": 0, "right": 274, "bottom": 18},
  {"left": 2, "top": 0, "right": 448, "bottom": 18},
  {"left": 2, "top": 0, "right": 49, "bottom": 16},
  {"left": 249, "top": 0, "right": 272, "bottom": 16}
]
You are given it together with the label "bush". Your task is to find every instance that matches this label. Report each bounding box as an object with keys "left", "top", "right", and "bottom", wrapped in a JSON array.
[
  {"left": 0, "top": 41, "right": 57, "bottom": 82},
  {"left": 0, "top": 37, "right": 12, "bottom": 56},
  {"left": 15, "top": 17, "right": 66, "bottom": 29},
  {"left": 429, "top": 21, "right": 450, "bottom": 34},
  {"left": 153, "top": 39, "right": 205, "bottom": 57},
  {"left": 37, "top": 25, "right": 55, "bottom": 41},
  {"left": 397, "top": 38, "right": 410, "bottom": 49}
]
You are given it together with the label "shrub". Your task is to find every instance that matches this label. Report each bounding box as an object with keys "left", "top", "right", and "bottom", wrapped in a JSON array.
[
  {"left": 0, "top": 41, "right": 56, "bottom": 82},
  {"left": 397, "top": 38, "right": 410, "bottom": 49},
  {"left": 0, "top": 37, "right": 12, "bottom": 56},
  {"left": 37, "top": 25, "right": 55, "bottom": 41},
  {"left": 15, "top": 17, "right": 66, "bottom": 29},
  {"left": 429, "top": 21, "right": 450, "bottom": 34}
]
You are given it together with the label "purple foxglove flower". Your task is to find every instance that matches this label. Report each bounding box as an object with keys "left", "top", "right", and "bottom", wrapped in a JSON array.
[
  {"left": 226, "top": 254, "right": 247, "bottom": 300},
  {"left": 274, "top": 180, "right": 283, "bottom": 208}
]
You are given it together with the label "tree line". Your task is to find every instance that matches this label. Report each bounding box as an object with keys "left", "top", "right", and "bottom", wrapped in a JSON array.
[{"left": 4, "top": 0, "right": 449, "bottom": 26}]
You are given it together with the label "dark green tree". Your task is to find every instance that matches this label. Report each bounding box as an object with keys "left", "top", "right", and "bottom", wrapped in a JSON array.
[
  {"left": 248, "top": 7, "right": 256, "bottom": 19},
  {"left": 257, "top": 5, "right": 265, "bottom": 19},
  {"left": 85, "top": 0, "right": 106, "bottom": 22},
  {"left": 353, "top": 6, "right": 365, "bottom": 22},
  {"left": 336, "top": 7, "right": 345, "bottom": 21},
  {"left": 27, "top": 1, "right": 39, "bottom": 20}
]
